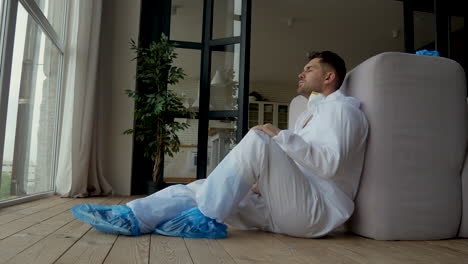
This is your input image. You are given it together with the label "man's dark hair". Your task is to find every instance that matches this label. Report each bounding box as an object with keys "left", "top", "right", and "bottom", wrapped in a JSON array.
[{"left": 308, "top": 51, "right": 346, "bottom": 89}]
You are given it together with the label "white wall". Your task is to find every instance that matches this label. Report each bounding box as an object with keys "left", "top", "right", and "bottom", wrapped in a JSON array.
[
  {"left": 169, "top": 0, "right": 408, "bottom": 103},
  {"left": 99, "top": 0, "right": 141, "bottom": 195},
  {"left": 250, "top": 0, "right": 405, "bottom": 103}
]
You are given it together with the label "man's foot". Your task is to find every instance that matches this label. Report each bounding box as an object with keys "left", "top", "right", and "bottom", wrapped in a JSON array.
[
  {"left": 71, "top": 204, "right": 141, "bottom": 236},
  {"left": 154, "top": 207, "right": 228, "bottom": 239}
]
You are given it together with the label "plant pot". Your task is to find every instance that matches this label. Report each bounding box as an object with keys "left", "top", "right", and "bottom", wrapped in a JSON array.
[
  {"left": 146, "top": 180, "right": 158, "bottom": 194},
  {"left": 145, "top": 179, "right": 167, "bottom": 194}
]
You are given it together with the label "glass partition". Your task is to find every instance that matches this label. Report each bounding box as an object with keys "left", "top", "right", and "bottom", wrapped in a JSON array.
[
  {"left": 164, "top": 118, "right": 199, "bottom": 183},
  {"left": 169, "top": 48, "right": 201, "bottom": 112},
  {"left": 206, "top": 119, "right": 237, "bottom": 175},
  {"left": 170, "top": 0, "right": 204, "bottom": 43},
  {"left": 210, "top": 44, "right": 240, "bottom": 111},
  {"left": 163, "top": 48, "right": 201, "bottom": 183},
  {"left": 413, "top": 11, "right": 435, "bottom": 51},
  {"left": 449, "top": 16, "right": 464, "bottom": 63},
  {"left": 213, "top": 0, "right": 241, "bottom": 39}
]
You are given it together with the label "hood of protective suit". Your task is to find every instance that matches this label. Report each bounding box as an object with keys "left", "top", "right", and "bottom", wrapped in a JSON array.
[
  {"left": 308, "top": 90, "right": 361, "bottom": 112},
  {"left": 340, "top": 94, "right": 361, "bottom": 109},
  {"left": 307, "top": 92, "right": 326, "bottom": 111}
]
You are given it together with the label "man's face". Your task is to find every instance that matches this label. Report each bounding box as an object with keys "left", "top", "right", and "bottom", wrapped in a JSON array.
[{"left": 297, "top": 58, "right": 326, "bottom": 97}]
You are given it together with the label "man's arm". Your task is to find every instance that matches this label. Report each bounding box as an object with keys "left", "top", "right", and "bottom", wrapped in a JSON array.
[
  {"left": 273, "top": 130, "right": 341, "bottom": 179},
  {"left": 272, "top": 102, "right": 367, "bottom": 180},
  {"left": 250, "top": 106, "right": 342, "bottom": 179}
]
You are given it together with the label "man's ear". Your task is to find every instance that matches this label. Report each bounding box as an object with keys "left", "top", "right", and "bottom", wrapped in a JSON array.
[{"left": 324, "top": 71, "right": 336, "bottom": 85}]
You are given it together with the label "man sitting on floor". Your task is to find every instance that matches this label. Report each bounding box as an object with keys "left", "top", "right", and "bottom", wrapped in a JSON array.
[{"left": 72, "top": 51, "right": 369, "bottom": 239}]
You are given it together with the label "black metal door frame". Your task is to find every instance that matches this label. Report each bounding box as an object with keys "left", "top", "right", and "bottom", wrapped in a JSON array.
[
  {"left": 132, "top": 0, "right": 251, "bottom": 194},
  {"left": 196, "top": 0, "right": 251, "bottom": 179}
]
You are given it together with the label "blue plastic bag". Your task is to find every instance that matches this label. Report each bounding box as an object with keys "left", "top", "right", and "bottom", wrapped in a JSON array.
[
  {"left": 415, "top": 49, "right": 440, "bottom": 56},
  {"left": 71, "top": 204, "right": 141, "bottom": 236},
  {"left": 155, "top": 207, "right": 228, "bottom": 239}
]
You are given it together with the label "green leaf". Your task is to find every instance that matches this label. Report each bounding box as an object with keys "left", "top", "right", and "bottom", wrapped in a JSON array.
[{"left": 123, "top": 129, "right": 134, "bottom": 135}]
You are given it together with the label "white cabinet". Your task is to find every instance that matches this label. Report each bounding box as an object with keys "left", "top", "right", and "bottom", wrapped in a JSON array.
[{"left": 248, "top": 101, "right": 289, "bottom": 130}]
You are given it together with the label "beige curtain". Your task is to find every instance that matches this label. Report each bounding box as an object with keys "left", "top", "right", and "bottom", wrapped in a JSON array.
[{"left": 55, "top": 0, "right": 112, "bottom": 197}]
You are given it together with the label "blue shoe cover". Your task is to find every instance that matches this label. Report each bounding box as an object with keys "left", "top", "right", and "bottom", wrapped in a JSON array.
[
  {"left": 415, "top": 49, "right": 440, "bottom": 56},
  {"left": 71, "top": 204, "right": 141, "bottom": 236},
  {"left": 154, "top": 207, "right": 228, "bottom": 239}
]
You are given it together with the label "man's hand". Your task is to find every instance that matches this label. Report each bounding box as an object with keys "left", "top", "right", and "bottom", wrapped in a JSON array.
[
  {"left": 251, "top": 123, "right": 281, "bottom": 137},
  {"left": 251, "top": 183, "right": 261, "bottom": 195}
]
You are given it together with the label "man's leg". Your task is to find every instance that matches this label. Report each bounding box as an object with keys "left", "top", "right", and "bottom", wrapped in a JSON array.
[
  {"left": 224, "top": 191, "right": 271, "bottom": 231},
  {"left": 126, "top": 130, "right": 271, "bottom": 236},
  {"left": 258, "top": 139, "right": 330, "bottom": 237},
  {"left": 196, "top": 129, "right": 333, "bottom": 237},
  {"left": 127, "top": 181, "right": 204, "bottom": 233},
  {"left": 195, "top": 129, "right": 269, "bottom": 222}
]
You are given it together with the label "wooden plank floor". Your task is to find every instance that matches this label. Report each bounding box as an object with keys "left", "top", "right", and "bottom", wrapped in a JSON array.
[{"left": 1, "top": 196, "right": 468, "bottom": 264}]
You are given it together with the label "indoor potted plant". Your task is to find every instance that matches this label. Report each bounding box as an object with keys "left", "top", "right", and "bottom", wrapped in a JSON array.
[{"left": 124, "top": 33, "right": 194, "bottom": 187}]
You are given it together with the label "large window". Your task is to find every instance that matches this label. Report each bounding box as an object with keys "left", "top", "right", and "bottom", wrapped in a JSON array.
[
  {"left": 0, "top": 1, "right": 6, "bottom": 70},
  {"left": 0, "top": 1, "right": 4, "bottom": 33},
  {"left": 0, "top": 0, "right": 67, "bottom": 201}
]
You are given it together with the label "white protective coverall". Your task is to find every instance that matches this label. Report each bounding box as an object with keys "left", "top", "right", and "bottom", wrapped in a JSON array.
[{"left": 127, "top": 90, "right": 369, "bottom": 238}]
